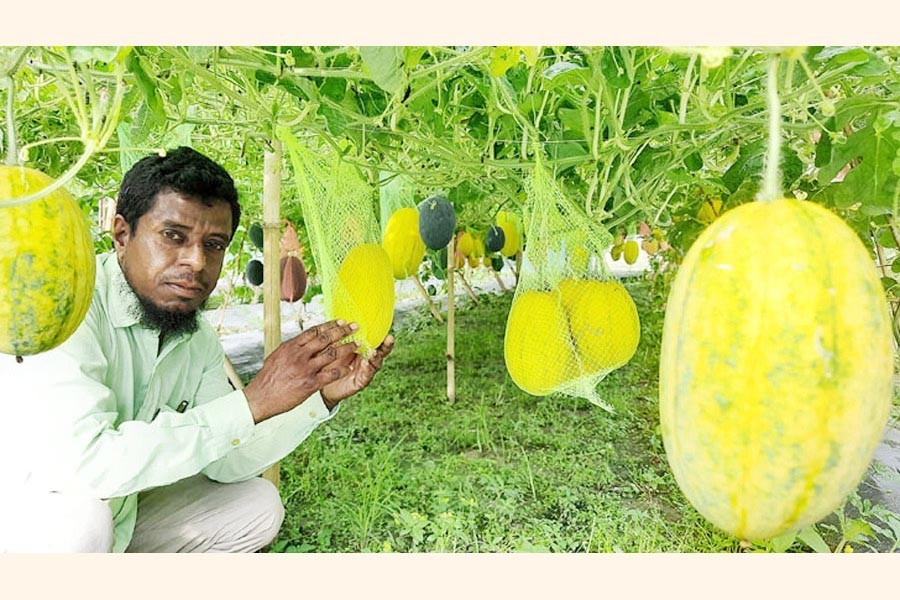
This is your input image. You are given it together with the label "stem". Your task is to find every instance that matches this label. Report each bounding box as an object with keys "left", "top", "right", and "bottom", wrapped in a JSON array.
[{"left": 760, "top": 55, "right": 782, "bottom": 202}]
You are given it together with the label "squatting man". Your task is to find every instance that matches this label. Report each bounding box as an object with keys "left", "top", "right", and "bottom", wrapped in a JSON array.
[{"left": 0, "top": 147, "right": 394, "bottom": 552}]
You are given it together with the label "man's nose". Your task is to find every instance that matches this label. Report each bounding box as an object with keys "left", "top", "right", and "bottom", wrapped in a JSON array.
[{"left": 179, "top": 243, "right": 206, "bottom": 272}]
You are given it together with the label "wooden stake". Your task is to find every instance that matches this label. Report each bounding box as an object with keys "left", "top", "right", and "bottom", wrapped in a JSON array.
[
  {"left": 456, "top": 270, "right": 479, "bottom": 304},
  {"left": 412, "top": 274, "right": 443, "bottom": 323},
  {"left": 261, "top": 140, "right": 282, "bottom": 489},
  {"left": 224, "top": 355, "right": 244, "bottom": 391},
  {"left": 492, "top": 270, "right": 508, "bottom": 292},
  {"left": 514, "top": 250, "right": 523, "bottom": 286},
  {"left": 446, "top": 237, "right": 456, "bottom": 402}
]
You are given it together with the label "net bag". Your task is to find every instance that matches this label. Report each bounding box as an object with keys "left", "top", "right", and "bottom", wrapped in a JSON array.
[
  {"left": 504, "top": 155, "right": 640, "bottom": 410},
  {"left": 278, "top": 127, "right": 395, "bottom": 357}
]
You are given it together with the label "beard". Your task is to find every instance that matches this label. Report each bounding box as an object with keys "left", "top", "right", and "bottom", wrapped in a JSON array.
[{"left": 119, "top": 278, "right": 204, "bottom": 337}]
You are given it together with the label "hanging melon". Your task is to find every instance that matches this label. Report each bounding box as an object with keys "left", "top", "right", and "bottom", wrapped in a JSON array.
[
  {"left": 496, "top": 211, "right": 521, "bottom": 258},
  {"left": 659, "top": 198, "right": 893, "bottom": 541},
  {"left": 457, "top": 231, "right": 475, "bottom": 257},
  {"left": 418, "top": 196, "right": 456, "bottom": 250},
  {"left": 245, "top": 259, "right": 264, "bottom": 286},
  {"left": 382, "top": 207, "right": 426, "bottom": 280},
  {"left": 504, "top": 290, "right": 574, "bottom": 396},
  {"left": 0, "top": 166, "right": 96, "bottom": 357},
  {"left": 559, "top": 278, "right": 640, "bottom": 373},
  {"left": 485, "top": 225, "right": 505, "bottom": 253},
  {"left": 329, "top": 243, "right": 395, "bottom": 356}
]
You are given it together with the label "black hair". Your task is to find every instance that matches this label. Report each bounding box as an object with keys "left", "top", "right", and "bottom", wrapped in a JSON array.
[{"left": 117, "top": 147, "right": 241, "bottom": 238}]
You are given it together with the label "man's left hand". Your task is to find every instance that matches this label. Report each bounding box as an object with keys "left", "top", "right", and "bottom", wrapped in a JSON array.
[{"left": 320, "top": 335, "right": 395, "bottom": 410}]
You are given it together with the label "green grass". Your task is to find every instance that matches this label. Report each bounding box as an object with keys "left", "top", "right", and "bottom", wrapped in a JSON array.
[{"left": 269, "top": 280, "right": 899, "bottom": 553}]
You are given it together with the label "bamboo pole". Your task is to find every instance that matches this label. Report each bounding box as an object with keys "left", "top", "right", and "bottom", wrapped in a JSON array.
[
  {"left": 446, "top": 237, "right": 456, "bottom": 402},
  {"left": 492, "top": 270, "right": 508, "bottom": 292},
  {"left": 412, "top": 274, "right": 443, "bottom": 323},
  {"left": 514, "top": 250, "right": 523, "bottom": 286},
  {"left": 456, "top": 269, "right": 479, "bottom": 304},
  {"left": 224, "top": 356, "right": 244, "bottom": 391},
  {"left": 261, "top": 140, "right": 282, "bottom": 488}
]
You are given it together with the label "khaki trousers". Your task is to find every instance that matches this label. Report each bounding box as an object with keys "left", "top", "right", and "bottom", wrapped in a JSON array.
[{"left": 0, "top": 475, "right": 284, "bottom": 553}]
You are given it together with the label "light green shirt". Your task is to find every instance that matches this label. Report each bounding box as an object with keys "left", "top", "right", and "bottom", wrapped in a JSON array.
[{"left": 1, "top": 253, "right": 336, "bottom": 552}]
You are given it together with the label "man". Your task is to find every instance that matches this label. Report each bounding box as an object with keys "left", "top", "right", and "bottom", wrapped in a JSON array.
[{"left": 0, "top": 147, "right": 394, "bottom": 552}]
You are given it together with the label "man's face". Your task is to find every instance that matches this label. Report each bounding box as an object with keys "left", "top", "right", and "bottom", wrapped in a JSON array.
[{"left": 113, "top": 190, "right": 233, "bottom": 322}]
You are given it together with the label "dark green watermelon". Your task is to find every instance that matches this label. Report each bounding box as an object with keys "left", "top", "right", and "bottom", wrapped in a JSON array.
[
  {"left": 485, "top": 225, "right": 505, "bottom": 253},
  {"left": 248, "top": 222, "right": 264, "bottom": 250},
  {"left": 491, "top": 255, "right": 504, "bottom": 272},
  {"left": 245, "top": 259, "right": 264, "bottom": 286},
  {"left": 417, "top": 196, "right": 456, "bottom": 250}
]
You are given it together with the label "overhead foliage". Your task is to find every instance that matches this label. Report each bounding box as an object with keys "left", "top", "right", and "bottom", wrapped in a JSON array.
[{"left": 2, "top": 45, "right": 898, "bottom": 322}]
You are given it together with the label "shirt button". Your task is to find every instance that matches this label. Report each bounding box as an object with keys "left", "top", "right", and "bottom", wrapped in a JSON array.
[
  {"left": 309, "top": 411, "right": 317, "bottom": 419},
  {"left": 231, "top": 439, "right": 240, "bottom": 447}
]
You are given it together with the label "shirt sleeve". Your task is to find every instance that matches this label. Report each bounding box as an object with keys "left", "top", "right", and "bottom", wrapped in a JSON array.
[
  {"left": 5, "top": 307, "right": 255, "bottom": 500},
  {"left": 194, "top": 340, "right": 340, "bottom": 484}
]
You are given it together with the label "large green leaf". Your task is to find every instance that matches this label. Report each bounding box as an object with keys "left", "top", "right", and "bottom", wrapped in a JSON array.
[
  {"left": 818, "top": 109, "right": 900, "bottom": 211},
  {"left": 359, "top": 46, "right": 406, "bottom": 95},
  {"left": 722, "top": 139, "right": 804, "bottom": 194}
]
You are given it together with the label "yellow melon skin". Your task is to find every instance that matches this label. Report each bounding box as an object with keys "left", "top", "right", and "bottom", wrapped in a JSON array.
[
  {"left": 0, "top": 166, "right": 96, "bottom": 356},
  {"left": 559, "top": 278, "right": 640, "bottom": 374},
  {"left": 330, "top": 243, "right": 395, "bottom": 356},
  {"left": 382, "top": 208, "right": 426, "bottom": 280},
  {"left": 504, "top": 290, "right": 574, "bottom": 396},
  {"left": 496, "top": 211, "right": 522, "bottom": 258},
  {"left": 659, "top": 198, "right": 893, "bottom": 541}
]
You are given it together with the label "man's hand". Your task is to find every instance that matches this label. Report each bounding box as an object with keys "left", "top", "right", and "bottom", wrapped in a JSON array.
[
  {"left": 243, "top": 320, "right": 359, "bottom": 424},
  {"left": 320, "top": 335, "right": 395, "bottom": 410}
]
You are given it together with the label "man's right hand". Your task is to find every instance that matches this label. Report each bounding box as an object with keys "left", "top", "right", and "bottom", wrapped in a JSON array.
[{"left": 242, "top": 320, "right": 359, "bottom": 423}]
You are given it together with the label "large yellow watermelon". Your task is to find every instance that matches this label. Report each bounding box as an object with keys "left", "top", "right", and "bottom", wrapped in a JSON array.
[
  {"left": 382, "top": 207, "right": 426, "bottom": 280},
  {"left": 659, "top": 198, "right": 893, "bottom": 541},
  {"left": 330, "top": 243, "right": 395, "bottom": 356},
  {"left": 0, "top": 166, "right": 95, "bottom": 357},
  {"left": 504, "top": 290, "right": 574, "bottom": 395},
  {"left": 559, "top": 278, "right": 640, "bottom": 373}
]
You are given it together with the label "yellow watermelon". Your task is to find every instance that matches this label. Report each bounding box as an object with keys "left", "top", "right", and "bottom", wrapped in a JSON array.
[
  {"left": 457, "top": 231, "right": 475, "bottom": 257},
  {"left": 0, "top": 166, "right": 95, "bottom": 357},
  {"left": 559, "top": 278, "right": 640, "bottom": 373},
  {"left": 496, "top": 211, "right": 522, "bottom": 258},
  {"left": 330, "top": 243, "right": 395, "bottom": 356},
  {"left": 659, "top": 198, "right": 893, "bottom": 541},
  {"left": 382, "top": 207, "right": 426, "bottom": 280},
  {"left": 504, "top": 290, "right": 574, "bottom": 395}
]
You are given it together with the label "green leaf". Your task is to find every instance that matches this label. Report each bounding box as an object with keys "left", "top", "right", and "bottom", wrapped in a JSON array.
[
  {"left": 404, "top": 47, "right": 428, "bottom": 70},
  {"left": 359, "top": 46, "right": 406, "bottom": 95},
  {"left": 722, "top": 140, "right": 803, "bottom": 194},
  {"left": 818, "top": 110, "right": 899, "bottom": 210},
  {"left": 797, "top": 525, "right": 832, "bottom": 553},
  {"left": 125, "top": 52, "right": 165, "bottom": 121},
  {"left": 877, "top": 229, "right": 897, "bottom": 248},
  {"left": 770, "top": 530, "right": 798, "bottom": 553},
  {"left": 489, "top": 46, "right": 520, "bottom": 78},
  {"left": 600, "top": 48, "right": 630, "bottom": 88},
  {"left": 542, "top": 61, "right": 590, "bottom": 89},
  {"left": 70, "top": 46, "right": 119, "bottom": 64},
  {"left": 558, "top": 108, "right": 585, "bottom": 138},
  {"left": 842, "top": 518, "right": 874, "bottom": 543},
  {"left": 684, "top": 152, "right": 703, "bottom": 172},
  {"left": 891, "top": 256, "right": 900, "bottom": 273},
  {"left": 813, "top": 46, "right": 888, "bottom": 76}
]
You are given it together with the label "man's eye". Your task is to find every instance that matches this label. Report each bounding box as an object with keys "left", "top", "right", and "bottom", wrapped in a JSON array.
[
  {"left": 206, "top": 241, "right": 227, "bottom": 252},
  {"left": 163, "top": 230, "right": 183, "bottom": 241}
]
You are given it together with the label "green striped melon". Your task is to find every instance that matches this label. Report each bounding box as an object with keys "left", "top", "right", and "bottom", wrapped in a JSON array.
[
  {"left": 0, "top": 166, "right": 95, "bottom": 357},
  {"left": 659, "top": 198, "right": 893, "bottom": 541}
]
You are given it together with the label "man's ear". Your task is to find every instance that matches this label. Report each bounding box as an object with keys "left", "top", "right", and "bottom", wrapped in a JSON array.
[{"left": 112, "top": 214, "right": 132, "bottom": 256}]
